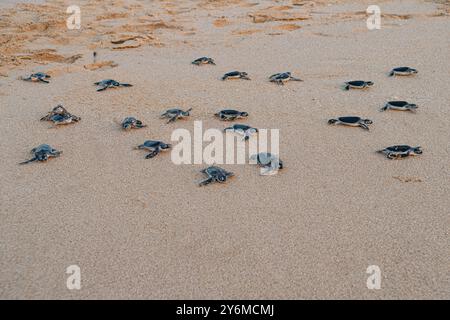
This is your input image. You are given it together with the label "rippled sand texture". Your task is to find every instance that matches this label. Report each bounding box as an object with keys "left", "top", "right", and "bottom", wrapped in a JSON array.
[{"left": 0, "top": 0, "right": 449, "bottom": 299}]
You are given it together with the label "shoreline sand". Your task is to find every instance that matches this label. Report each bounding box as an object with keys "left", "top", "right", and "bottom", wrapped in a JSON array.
[{"left": 0, "top": 0, "right": 449, "bottom": 299}]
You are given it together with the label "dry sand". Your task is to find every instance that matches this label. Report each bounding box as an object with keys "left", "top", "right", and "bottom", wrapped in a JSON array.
[{"left": 0, "top": 0, "right": 449, "bottom": 299}]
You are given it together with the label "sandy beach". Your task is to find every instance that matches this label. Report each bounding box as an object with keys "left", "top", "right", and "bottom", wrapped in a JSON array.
[{"left": 0, "top": 0, "right": 449, "bottom": 299}]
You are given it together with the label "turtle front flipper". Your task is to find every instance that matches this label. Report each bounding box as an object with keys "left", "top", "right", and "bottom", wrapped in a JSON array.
[
  {"left": 119, "top": 83, "right": 133, "bottom": 87},
  {"left": 19, "top": 157, "right": 38, "bottom": 165},
  {"left": 167, "top": 116, "right": 178, "bottom": 123},
  {"left": 145, "top": 150, "right": 159, "bottom": 159},
  {"left": 359, "top": 123, "right": 370, "bottom": 130},
  {"left": 96, "top": 86, "right": 108, "bottom": 92},
  {"left": 40, "top": 113, "right": 52, "bottom": 121},
  {"left": 198, "top": 177, "right": 213, "bottom": 186},
  {"left": 380, "top": 104, "right": 389, "bottom": 112},
  {"left": 343, "top": 84, "right": 350, "bottom": 90},
  {"left": 290, "top": 77, "right": 303, "bottom": 82},
  {"left": 38, "top": 78, "right": 50, "bottom": 84}
]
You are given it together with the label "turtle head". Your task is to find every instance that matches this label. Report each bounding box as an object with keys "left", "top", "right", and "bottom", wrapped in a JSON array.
[
  {"left": 216, "top": 174, "right": 227, "bottom": 183},
  {"left": 122, "top": 123, "right": 132, "bottom": 130},
  {"left": 240, "top": 112, "right": 249, "bottom": 117},
  {"left": 412, "top": 147, "right": 422, "bottom": 155},
  {"left": 182, "top": 108, "right": 192, "bottom": 116},
  {"left": 409, "top": 68, "right": 418, "bottom": 74},
  {"left": 328, "top": 119, "right": 338, "bottom": 125},
  {"left": 36, "top": 153, "right": 49, "bottom": 162},
  {"left": 408, "top": 104, "right": 418, "bottom": 110},
  {"left": 363, "top": 119, "right": 373, "bottom": 124},
  {"left": 366, "top": 81, "right": 374, "bottom": 86},
  {"left": 160, "top": 143, "right": 172, "bottom": 150}
]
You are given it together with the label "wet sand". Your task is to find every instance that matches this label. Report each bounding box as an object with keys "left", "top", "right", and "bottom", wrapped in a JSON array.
[{"left": 0, "top": 0, "right": 449, "bottom": 299}]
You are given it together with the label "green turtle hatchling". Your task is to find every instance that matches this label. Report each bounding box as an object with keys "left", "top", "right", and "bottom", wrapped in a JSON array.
[
  {"left": 20, "top": 144, "right": 62, "bottom": 164},
  {"left": 377, "top": 145, "right": 422, "bottom": 159},
  {"left": 160, "top": 108, "right": 192, "bottom": 123},
  {"left": 136, "top": 140, "right": 171, "bottom": 159},
  {"left": 343, "top": 80, "right": 374, "bottom": 90},
  {"left": 198, "top": 166, "right": 234, "bottom": 186},
  {"left": 192, "top": 57, "right": 215, "bottom": 65},
  {"left": 328, "top": 116, "right": 373, "bottom": 130},
  {"left": 41, "top": 105, "right": 80, "bottom": 126},
  {"left": 250, "top": 152, "right": 283, "bottom": 175},
  {"left": 120, "top": 117, "right": 147, "bottom": 130},
  {"left": 94, "top": 79, "right": 132, "bottom": 91},
  {"left": 381, "top": 101, "right": 418, "bottom": 112},
  {"left": 214, "top": 109, "right": 248, "bottom": 121},
  {"left": 389, "top": 67, "right": 418, "bottom": 77},
  {"left": 224, "top": 124, "right": 258, "bottom": 140},
  {"left": 21, "top": 72, "right": 51, "bottom": 84},
  {"left": 269, "top": 72, "right": 302, "bottom": 85},
  {"left": 222, "top": 71, "right": 250, "bottom": 80}
]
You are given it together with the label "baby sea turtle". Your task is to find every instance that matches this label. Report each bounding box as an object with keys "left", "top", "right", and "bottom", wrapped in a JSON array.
[
  {"left": 224, "top": 124, "right": 258, "bottom": 140},
  {"left": 19, "top": 144, "right": 61, "bottom": 164},
  {"left": 136, "top": 140, "right": 171, "bottom": 159},
  {"left": 250, "top": 152, "right": 283, "bottom": 176},
  {"left": 21, "top": 72, "right": 51, "bottom": 84},
  {"left": 343, "top": 81, "right": 374, "bottom": 90},
  {"left": 377, "top": 145, "right": 422, "bottom": 159},
  {"left": 160, "top": 108, "right": 192, "bottom": 123},
  {"left": 198, "top": 166, "right": 234, "bottom": 186},
  {"left": 94, "top": 79, "right": 132, "bottom": 92},
  {"left": 328, "top": 116, "right": 373, "bottom": 130},
  {"left": 381, "top": 101, "right": 418, "bottom": 112},
  {"left": 269, "top": 72, "right": 302, "bottom": 85},
  {"left": 120, "top": 117, "right": 147, "bottom": 130},
  {"left": 40, "top": 104, "right": 69, "bottom": 121},
  {"left": 389, "top": 67, "right": 418, "bottom": 77},
  {"left": 222, "top": 71, "right": 250, "bottom": 80},
  {"left": 214, "top": 109, "right": 248, "bottom": 121},
  {"left": 192, "top": 57, "right": 215, "bottom": 65},
  {"left": 41, "top": 105, "right": 80, "bottom": 126}
]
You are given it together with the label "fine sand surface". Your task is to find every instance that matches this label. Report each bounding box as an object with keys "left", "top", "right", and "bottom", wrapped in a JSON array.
[{"left": 0, "top": 0, "right": 449, "bottom": 299}]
